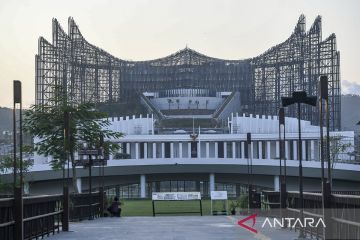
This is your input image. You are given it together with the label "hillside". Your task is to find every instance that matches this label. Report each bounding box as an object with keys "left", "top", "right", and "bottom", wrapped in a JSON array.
[
  {"left": 0, "top": 107, "right": 13, "bottom": 133},
  {"left": 341, "top": 94, "right": 360, "bottom": 131}
]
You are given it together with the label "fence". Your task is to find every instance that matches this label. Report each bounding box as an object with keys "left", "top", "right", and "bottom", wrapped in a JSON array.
[
  {"left": 0, "top": 187, "right": 105, "bottom": 240},
  {"left": 70, "top": 190, "right": 104, "bottom": 221},
  {"left": 262, "top": 190, "right": 360, "bottom": 239}
]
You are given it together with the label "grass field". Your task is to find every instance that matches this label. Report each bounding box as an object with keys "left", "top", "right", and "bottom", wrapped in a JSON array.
[{"left": 119, "top": 199, "right": 233, "bottom": 216}]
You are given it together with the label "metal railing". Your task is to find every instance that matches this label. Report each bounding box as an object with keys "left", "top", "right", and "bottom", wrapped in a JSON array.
[
  {"left": 0, "top": 188, "right": 105, "bottom": 240},
  {"left": 0, "top": 194, "right": 63, "bottom": 240},
  {"left": 262, "top": 191, "right": 360, "bottom": 239},
  {"left": 70, "top": 191, "right": 104, "bottom": 221}
]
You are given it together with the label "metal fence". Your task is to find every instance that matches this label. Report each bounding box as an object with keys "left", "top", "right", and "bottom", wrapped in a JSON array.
[
  {"left": 0, "top": 188, "right": 105, "bottom": 240},
  {"left": 262, "top": 191, "right": 360, "bottom": 239}
]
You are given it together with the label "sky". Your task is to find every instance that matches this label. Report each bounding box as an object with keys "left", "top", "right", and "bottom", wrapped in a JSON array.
[{"left": 0, "top": 0, "right": 359, "bottom": 107}]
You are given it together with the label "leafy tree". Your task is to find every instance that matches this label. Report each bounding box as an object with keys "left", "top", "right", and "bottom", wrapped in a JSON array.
[
  {"left": 323, "top": 135, "right": 352, "bottom": 186},
  {"left": 167, "top": 99, "right": 172, "bottom": 110},
  {"left": 23, "top": 89, "right": 123, "bottom": 193},
  {"left": 0, "top": 146, "right": 34, "bottom": 193},
  {"left": 326, "top": 135, "right": 352, "bottom": 168}
]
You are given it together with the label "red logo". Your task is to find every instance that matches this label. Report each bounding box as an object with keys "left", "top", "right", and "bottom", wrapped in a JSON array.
[{"left": 237, "top": 213, "right": 258, "bottom": 233}]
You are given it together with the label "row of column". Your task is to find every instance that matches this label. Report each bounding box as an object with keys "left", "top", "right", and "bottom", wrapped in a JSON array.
[
  {"left": 122, "top": 140, "right": 317, "bottom": 161},
  {"left": 138, "top": 173, "right": 279, "bottom": 198}
]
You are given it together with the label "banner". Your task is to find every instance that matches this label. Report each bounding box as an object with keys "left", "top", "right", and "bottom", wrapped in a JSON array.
[
  {"left": 210, "top": 191, "right": 228, "bottom": 200},
  {"left": 152, "top": 192, "right": 201, "bottom": 201}
]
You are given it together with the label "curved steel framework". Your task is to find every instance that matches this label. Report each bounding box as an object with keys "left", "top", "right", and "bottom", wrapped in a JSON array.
[{"left": 35, "top": 15, "right": 340, "bottom": 130}]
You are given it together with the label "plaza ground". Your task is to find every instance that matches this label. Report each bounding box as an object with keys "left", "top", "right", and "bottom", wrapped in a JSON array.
[{"left": 49, "top": 216, "right": 298, "bottom": 240}]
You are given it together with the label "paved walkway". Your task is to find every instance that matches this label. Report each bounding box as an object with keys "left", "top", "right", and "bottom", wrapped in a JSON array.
[{"left": 49, "top": 216, "right": 298, "bottom": 240}]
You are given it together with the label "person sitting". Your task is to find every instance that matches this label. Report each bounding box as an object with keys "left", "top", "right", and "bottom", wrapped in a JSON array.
[{"left": 107, "top": 196, "right": 121, "bottom": 217}]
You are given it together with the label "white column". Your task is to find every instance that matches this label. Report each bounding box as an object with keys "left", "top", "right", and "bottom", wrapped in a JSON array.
[
  {"left": 170, "top": 142, "right": 174, "bottom": 158},
  {"left": 76, "top": 178, "right": 82, "bottom": 193},
  {"left": 126, "top": 143, "right": 130, "bottom": 154},
  {"left": 140, "top": 174, "right": 146, "bottom": 198},
  {"left": 152, "top": 143, "right": 156, "bottom": 158},
  {"left": 241, "top": 142, "right": 245, "bottom": 159},
  {"left": 224, "top": 142, "right": 227, "bottom": 158},
  {"left": 293, "top": 141, "right": 298, "bottom": 160},
  {"left": 275, "top": 141, "right": 280, "bottom": 159},
  {"left": 258, "top": 141, "right": 263, "bottom": 159},
  {"left": 179, "top": 142, "right": 183, "bottom": 158},
  {"left": 302, "top": 140, "right": 306, "bottom": 160},
  {"left": 135, "top": 143, "right": 139, "bottom": 159},
  {"left": 188, "top": 142, "right": 191, "bottom": 158},
  {"left": 266, "top": 141, "right": 271, "bottom": 159},
  {"left": 215, "top": 142, "right": 218, "bottom": 158},
  {"left": 310, "top": 140, "right": 315, "bottom": 160},
  {"left": 144, "top": 143, "right": 148, "bottom": 159},
  {"left": 206, "top": 142, "right": 210, "bottom": 158},
  {"left": 161, "top": 142, "right": 165, "bottom": 158},
  {"left": 274, "top": 176, "right": 280, "bottom": 191},
  {"left": 232, "top": 142, "right": 236, "bottom": 159},
  {"left": 250, "top": 142, "right": 254, "bottom": 159},
  {"left": 285, "top": 141, "right": 289, "bottom": 160},
  {"left": 209, "top": 173, "right": 215, "bottom": 192},
  {"left": 197, "top": 142, "right": 201, "bottom": 158}
]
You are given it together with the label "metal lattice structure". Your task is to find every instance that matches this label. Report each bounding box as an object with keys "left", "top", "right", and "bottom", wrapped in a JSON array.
[{"left": 35, "top": 15, "right": 340, "bottom": 129}]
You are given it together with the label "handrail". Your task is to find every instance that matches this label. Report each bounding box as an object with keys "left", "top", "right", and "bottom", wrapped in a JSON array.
[
  {"left": 140, "top": 93, "right": 164, "bottom": 119},
  {"left": 0, "top": 220, "right": 15, "bottom": 228},
  {"left": 24, "top": 210, "right": 63, "bottom": 222},
  {"left": 213, "top": 92, "right": 236, "bottom": 118}
]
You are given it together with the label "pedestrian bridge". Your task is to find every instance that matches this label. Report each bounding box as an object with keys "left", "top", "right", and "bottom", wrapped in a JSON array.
[{"left": 47, "top": 216, "right": 298, "bottom": 240}]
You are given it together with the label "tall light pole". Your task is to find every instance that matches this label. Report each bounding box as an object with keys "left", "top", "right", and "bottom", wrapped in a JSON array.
[
  {"left": 246, "top": 133, "right": 253, "bottom": 211},
  {"left": 282, "top": 91, "right": 317, "bottom": 239},
  {"left": 13, "top": 80, "right": 24, "bottom": 240},
  {"left": 319, "top": 75, "right": 332, "bottom": 239},
  {"left": 278, "top": 108, "right": 287, "bottom": 215}
]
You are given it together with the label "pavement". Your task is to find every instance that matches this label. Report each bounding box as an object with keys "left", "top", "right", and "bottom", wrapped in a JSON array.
[{"left": 48, "top": 216, "right": 299, "bottom": 240}]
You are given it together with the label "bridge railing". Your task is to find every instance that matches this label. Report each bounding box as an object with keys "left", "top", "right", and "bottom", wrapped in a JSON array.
[
  {"left": 0, "top": 188, "right": 105, "bottom": 240},
  {"left": 0, "top": 194, "right": 63, "bottom": 240},
  {"left": 0, "top": 198, "right": 14, "bottom": 240},
  {"left": 70, "top": 190, "right": 104, "bottom": 221},
  {"left": 262, "top": 191, "right": 360, "bottom": 240}
]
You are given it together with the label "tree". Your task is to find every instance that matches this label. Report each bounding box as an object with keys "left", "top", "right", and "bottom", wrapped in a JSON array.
[
  {"left": 0, "top": 146, "right": 33, "bottom": 193},
  {"left": 167, "top": 99, "right": 172, "bottom": 110},
  {"left": 326, "top": 135, "right": 352, "bottom": 169},
  {"left": 23, "top": 89, "right": 122, "bottom": 193},
  {"left": 323, "top": 135, "right": 352, "bottom": 186},
  {"left": 195, "top": 100, "right": 200, "bottom": 109}
]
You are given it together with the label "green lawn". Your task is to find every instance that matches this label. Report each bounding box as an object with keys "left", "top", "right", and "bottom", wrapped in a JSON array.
[{"left": 119, "top": 199, "right": 233, "bottom": 216}]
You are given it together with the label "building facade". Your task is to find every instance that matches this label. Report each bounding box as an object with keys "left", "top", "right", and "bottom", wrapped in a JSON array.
[{"left": 35, "top": 15, "right": 340, "bottom": 129}]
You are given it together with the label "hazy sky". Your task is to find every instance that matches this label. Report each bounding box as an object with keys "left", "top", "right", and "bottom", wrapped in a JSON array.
[{"left": 0, "top": 0, "right": 359, "bottom": 107}]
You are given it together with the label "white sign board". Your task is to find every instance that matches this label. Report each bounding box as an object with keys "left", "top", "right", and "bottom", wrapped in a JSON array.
[
  {"left": 210, "top": 191, "right": 228, "bottom": 200},
  {"left": 152, "top": 192, "right": 201, "bottom": 201}
]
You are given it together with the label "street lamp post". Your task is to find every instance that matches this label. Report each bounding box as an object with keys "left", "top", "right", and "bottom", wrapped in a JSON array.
[
  {"left": 319, "top": 75, "right": 333, "bottom": 239},
  {"left": 13, "top": 80, "right": 24, "bottom": 240},
  {"left": 278, "top": 108, "right": 287, "bottom": 216},
  {"left": 246, "top": 133, "right": 253, "bottom": 211},
  {"left": 282, "top": 91, "right": 317, "bottom": 239}
]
